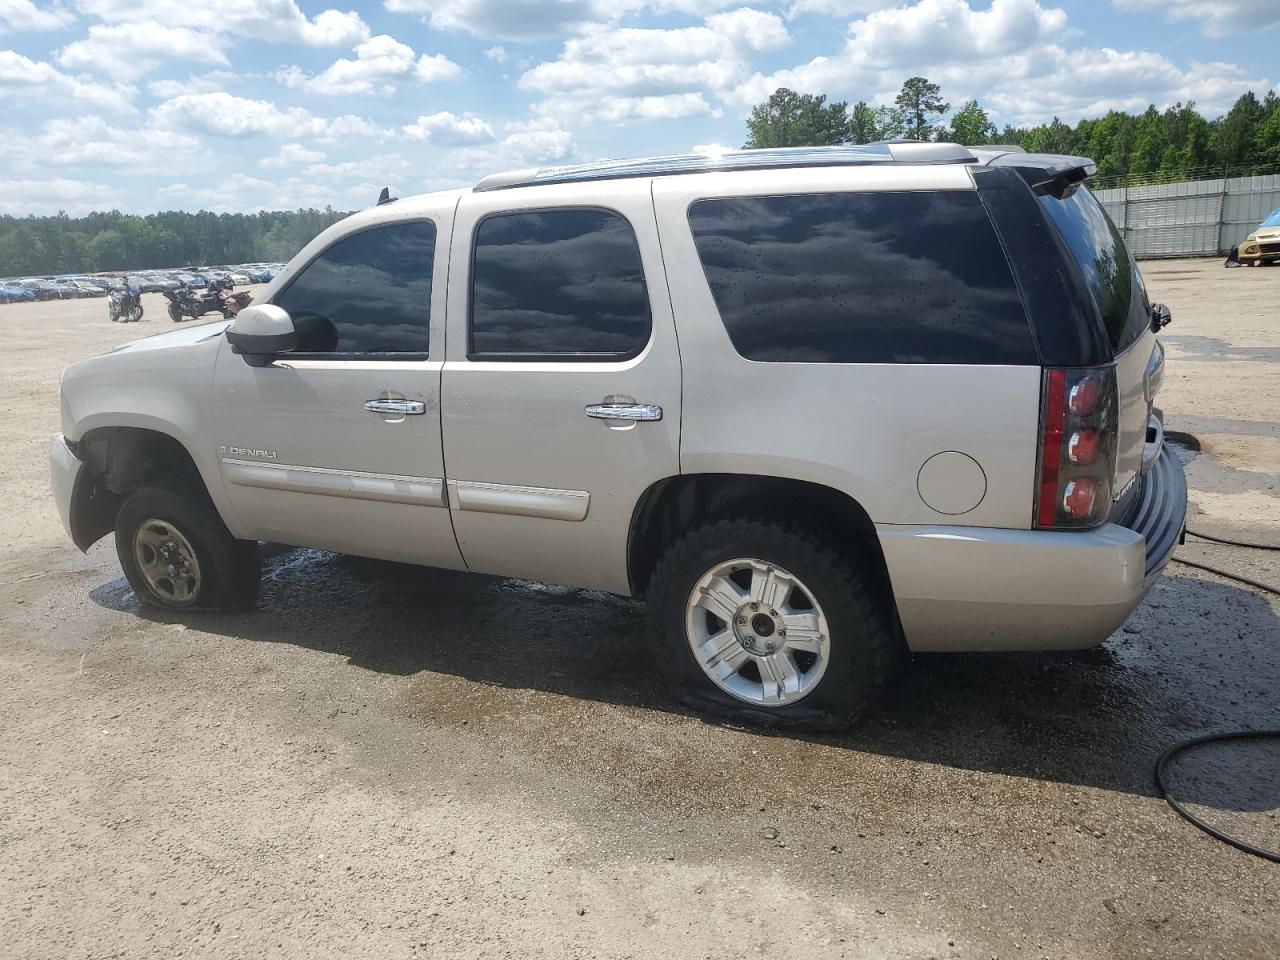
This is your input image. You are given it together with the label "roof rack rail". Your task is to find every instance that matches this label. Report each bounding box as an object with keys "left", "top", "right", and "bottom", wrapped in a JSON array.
[{"left": 473, "top": 142, "right": 978, "bottom": 192}]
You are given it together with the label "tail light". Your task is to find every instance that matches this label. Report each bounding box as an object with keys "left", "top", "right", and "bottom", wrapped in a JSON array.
[{"left": 1035, "top": 366, "right": 1117, "bottom": 528}]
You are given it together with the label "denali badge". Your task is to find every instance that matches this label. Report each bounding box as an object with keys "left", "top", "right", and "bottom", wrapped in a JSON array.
[{"left": 219, "top": 445, "right": 278, "bottom": 460}]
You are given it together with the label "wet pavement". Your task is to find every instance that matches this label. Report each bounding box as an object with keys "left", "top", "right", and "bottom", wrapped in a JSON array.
[{"left": 0, "top": 262, "right": 1277, "bottom": 959}]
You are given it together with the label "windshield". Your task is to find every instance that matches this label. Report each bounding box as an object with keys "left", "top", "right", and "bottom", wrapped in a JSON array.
[
  {"left": 1038, "top": 185, "right": 1150, "bottom": 355},
  {"left": 1259, "top": 208, "right": 1280, "bottom": 229}
]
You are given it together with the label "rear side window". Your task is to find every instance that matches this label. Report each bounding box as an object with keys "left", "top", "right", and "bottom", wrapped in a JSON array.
[
  {"left": 469, "top": 208, "right": 651, "bottom": 360},
  {"left": 1037, "top": 186, "right": 1150, "bottom": 355},
  {"left": 688, "top": 191, "right": 1034, "bottom": 364},
  {"left": 274, "top": 220, "right": 435, "bottom": 355}
]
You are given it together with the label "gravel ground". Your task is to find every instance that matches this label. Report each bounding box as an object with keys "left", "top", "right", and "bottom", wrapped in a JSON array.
[{"left": 0, "top": 263, "right": 1276, "bottom": 960}]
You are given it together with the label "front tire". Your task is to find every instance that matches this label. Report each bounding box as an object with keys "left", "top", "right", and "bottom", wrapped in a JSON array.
[
  {"left": 114, "top": 484, "right": 260, "bottom": 612},
  {"left": 646, "top": 517, "right": 902, "bottom": 732}
]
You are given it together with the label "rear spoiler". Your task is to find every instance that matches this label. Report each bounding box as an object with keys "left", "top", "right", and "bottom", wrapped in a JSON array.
[{"left": 987, "top": 152, "right": 1098, "bottom": 199}]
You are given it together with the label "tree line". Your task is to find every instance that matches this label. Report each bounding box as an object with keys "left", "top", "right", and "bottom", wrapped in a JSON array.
[
  {"left": 745, "top": 78, "right": 1280, "bottom": 184},
  {"left": 0, "top": 208, "right": 350, "bottom": 277}
]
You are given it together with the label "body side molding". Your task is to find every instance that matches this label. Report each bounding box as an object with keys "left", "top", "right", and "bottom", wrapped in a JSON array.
[{"left": 222, "top": 458, "right": 447, "bottom": 507}]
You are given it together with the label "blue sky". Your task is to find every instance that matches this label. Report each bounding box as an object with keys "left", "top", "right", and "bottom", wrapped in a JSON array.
[{"left": 0, "top": 0, "right": 1276, "bottom": 215}]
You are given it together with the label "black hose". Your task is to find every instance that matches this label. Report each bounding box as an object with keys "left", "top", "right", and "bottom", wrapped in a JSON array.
[
  {"left": 1171, "top": 557, "right": 1280, "bottom": 597},
  {"left": 1155, "top": 731, "right": 1280, "bottom": 864},
  {"left": 1186, "top": 529, "right": 1280, "bottom": 552},
  {"left": 1157, "top": 531, "right": 1280, "bottom": 862}
]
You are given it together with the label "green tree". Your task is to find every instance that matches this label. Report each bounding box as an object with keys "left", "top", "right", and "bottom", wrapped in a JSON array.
[
  {"left": 847, "top": 101, "right": 904, "bottom": 143},
  {"left": 894, "top": 77, "right": 949, "bottom": 141},
  {"left": 1213, "top": 92, "right": 1264, "bottom": 167},
  {"left": 1021, "top": 117, "right": 1076, "bottom": 154},
  {"left": 744, "top": 88, "right": 850, "bottom": 148},
  {"left": 945, "top": 100, "right": 997, "bottom": 145}
]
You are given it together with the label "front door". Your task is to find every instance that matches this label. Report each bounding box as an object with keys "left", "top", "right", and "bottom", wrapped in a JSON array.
[
  {"left": 440, "top": 179, "right": 681, "bottom": 594},
  {"left": 212, "top": 212, "right": 464, "bottom": 569}
]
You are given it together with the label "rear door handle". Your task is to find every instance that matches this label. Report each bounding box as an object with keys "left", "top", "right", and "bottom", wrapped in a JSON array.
[
  {"left": 585, "top": 402, "right": 663, "bottom": 422},
  {"left": 365, "top": 399, "right": 426, "bottom": 416}
]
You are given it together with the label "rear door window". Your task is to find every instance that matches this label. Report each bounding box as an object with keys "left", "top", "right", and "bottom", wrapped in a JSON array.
[
  {"left": 687, "top": 191, "right": 1035, "bottom": 364},
  {"left": 469, "top": 208, "right": 651, "bottom": 360},
  {"left": 1037, "top": 186, "right": 1150, "bottom": 355},
  {"left": 274, "top": 220, "right": 435, "bottom": 356}
]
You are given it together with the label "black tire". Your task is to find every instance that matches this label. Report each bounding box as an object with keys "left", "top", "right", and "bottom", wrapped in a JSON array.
[
  {"left": 646, "top": 517, "right": 902, "bottom": 732},
  {"left": 167, "top": 302, "right": 183, "bottom": 322},
  {"left": 129, "top": 304, "right": 144, "bottom": 321},
  {"left": 114, "top": 483, "right": 260, "bottom": 612}
]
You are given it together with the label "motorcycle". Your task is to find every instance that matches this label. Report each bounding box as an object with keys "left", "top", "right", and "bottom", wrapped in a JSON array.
[
  {"left": 165, "top": 279, "right": 251, "bottom": 322},
  {"left": 107, "top": 288, "right": 144, "bottom": 322},
  {"left": 217, "top": 286, "right": 252, "bottom": 318}
]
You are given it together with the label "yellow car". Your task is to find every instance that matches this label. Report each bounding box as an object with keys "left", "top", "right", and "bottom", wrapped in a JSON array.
[{"left": 1228, "top": 207, "right": 1280, "bottom": 265}]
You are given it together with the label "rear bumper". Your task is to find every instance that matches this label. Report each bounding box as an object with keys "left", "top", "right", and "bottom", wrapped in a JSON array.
[
  {"left": 1119, "top": 442, "right": 1187, "bottom": 588},
  {"left": 879, "top": 447, "right": 1187, "bottom": 652}
]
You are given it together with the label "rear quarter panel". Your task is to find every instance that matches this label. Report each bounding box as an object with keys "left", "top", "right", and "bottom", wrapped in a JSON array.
[{"left": 652, "top": 167, "right": 1042, "bottom": 529}]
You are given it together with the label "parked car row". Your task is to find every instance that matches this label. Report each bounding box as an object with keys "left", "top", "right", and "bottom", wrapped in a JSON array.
[{"left": 0, "top": 263, "right": 283, "bottom": 305}]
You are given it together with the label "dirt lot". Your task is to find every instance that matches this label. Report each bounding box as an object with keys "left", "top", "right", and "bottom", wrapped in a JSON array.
[{"left": 0, "top": 263, "right": 1277, "bottom": 959}]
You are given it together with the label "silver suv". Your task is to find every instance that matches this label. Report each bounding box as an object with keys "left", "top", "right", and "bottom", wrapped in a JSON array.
[{"left": 50, "top": 143, "right": 1186, "bottom": 731}]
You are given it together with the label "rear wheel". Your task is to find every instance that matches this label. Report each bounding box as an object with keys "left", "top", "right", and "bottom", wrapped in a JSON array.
[
  {"left": 646, "top": 517, "right": 902, "bottom": 732},
  {"left": 115, "top": 484, "right": 260, "bottom": 612},
  {"left": 167, "top": 302, "right": 183, "bottom": 322}
]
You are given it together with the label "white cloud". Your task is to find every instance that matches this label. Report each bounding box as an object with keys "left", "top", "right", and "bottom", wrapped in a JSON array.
[
  {"left": 519, "top": 9, "right": 788, "bottom": 123},
  {"left": 401, "top": 111, "right": 496, "bottom": 145},
  {"left": 1113, "top": 0, "right": 1280, "bottom": 38},
  {"left": 448, "top": 121, "right": 573, "bottom": 171},
  {"left": 156, "top": 173, "right": 344, "bottom": 212},
  {"left": 302, "top": 155, "right": 410, "bottom": 180},
  {"left": 259, "top": 142, "right": 326, "bottom": 169},
  {"left": 150, "top": 91, "right": 381, "bottom": 142},
  {"left": 483, "top": 45, "right": 507, "bottom": 62},
  {"left": 0, "top": 176, "right": 122, "bottom": 215},
  {"left": 0, "top": 0, "right": 75, "bottom": 32},
  {"left": 0, "top": 49, "right": 134, "bottom": 110},
  {"left": 785, "top": 0, "right": 898, "bottom": 14},
  {"left": 274, "top": 33, "right": 460, "bottom": 96},
  {"left": 48, "top": 2, "right": 368, "bottom": 83},
  {"left": 147, "top": 70, "right": 238, "bottom": 99},
  {"left": 0, "top": 116, "right": 203, "bottom": 173},
  {"left": 732, "top": 0, "right": 1268, "bottom": 124},
  {"left": 58, "top": 23, "right": 227, "bottom": 80},
  {"left": 383, "top": 0, "right": 744, "bottom": 42},
  {"left": 385, "top": 0, "right": 605, "bottom": 42},
  {"left": 74, "top": 0, "right": 370, "bottom": 46}
]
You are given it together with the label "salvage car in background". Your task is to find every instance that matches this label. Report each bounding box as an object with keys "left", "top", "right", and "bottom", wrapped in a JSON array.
[
  {"left": 1227, "top": 207, "right": 1280, "bottom": 265},
  {"left": 0, "top": 282, "right": 37, "bottom": 303}
]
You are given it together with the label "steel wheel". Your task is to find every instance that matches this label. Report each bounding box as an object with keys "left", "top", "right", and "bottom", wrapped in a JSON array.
[
  {"left": 132, "top": 519, "right": 202, "bottom": 607},
  {"left": 684, "top": 557, "right": 831, "bottom": 707}
]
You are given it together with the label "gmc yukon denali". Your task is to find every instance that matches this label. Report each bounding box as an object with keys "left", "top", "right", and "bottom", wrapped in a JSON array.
[{"left": 51, "top": 143, "right": 1187, "bottom": 730}]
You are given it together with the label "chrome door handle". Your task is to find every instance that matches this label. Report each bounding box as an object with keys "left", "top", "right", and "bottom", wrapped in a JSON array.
[
  {"left": 585, "top": 402, "right": 663, "bottom": 422},
  {"left": 365, "top": 399, "right": 426, "bottom": 416}
]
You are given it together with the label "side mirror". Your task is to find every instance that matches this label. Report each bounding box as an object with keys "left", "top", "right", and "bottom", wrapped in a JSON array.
[
  {"left": 226, "top": 304, "right": 297, "bottom": 365},
  {"left": 1150, "top": 302, "right": 1172, "bottom": 332}
]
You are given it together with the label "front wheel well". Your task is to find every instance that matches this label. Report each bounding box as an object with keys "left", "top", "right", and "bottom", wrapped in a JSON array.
[
  {"left": 627, "top": 474, "right": 897, "bottom": 611},
  {"left": 69, "top": 427, "right": 208, "bottom": 550}
]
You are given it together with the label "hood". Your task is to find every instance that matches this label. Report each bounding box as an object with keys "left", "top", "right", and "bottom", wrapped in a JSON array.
[{"left": 107, "top": 319, "right": 230, "bottom": 355}]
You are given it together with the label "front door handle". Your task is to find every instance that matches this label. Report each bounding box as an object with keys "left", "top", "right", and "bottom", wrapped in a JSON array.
[
  {"left": 365, "top": 399, "right": 426, "bottom": 416},
  {"left": 585, "top": 402, "right": 663, "bottom": 422}
]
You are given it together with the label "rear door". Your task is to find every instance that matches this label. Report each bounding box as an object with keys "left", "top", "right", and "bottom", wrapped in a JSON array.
[{"left": 440, "top": 179, "right": 681, "bottom": 594}]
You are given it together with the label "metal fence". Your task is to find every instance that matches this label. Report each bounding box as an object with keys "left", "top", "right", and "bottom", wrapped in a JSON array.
[{"left": 1093, "top": 173, "right": 1280, "bottom": 259}]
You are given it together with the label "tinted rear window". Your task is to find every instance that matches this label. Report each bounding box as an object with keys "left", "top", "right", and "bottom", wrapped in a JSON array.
[
  {"left": 1037, "top": 186, "right": 1149, "bottom": 355},
  {"left": 469, "top": 208, "right": 651, "bottom": 360},
  {"left": 687, "top": 191, "right": 1034, "bottom": 364}
]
